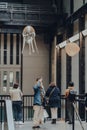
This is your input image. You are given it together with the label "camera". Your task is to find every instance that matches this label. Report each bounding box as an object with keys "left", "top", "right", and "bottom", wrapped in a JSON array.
[{"left": 68, "top": 90, "right": 77, "bottom": 102}]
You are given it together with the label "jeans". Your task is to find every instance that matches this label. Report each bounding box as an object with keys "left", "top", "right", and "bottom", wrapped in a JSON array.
[{"left": 12, "top": 101, "right": 23, "bottom": 121}]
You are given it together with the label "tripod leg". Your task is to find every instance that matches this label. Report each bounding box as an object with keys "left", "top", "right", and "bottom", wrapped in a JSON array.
[{"left": 72, "top": 102, "right": 84, "bottom": 130}]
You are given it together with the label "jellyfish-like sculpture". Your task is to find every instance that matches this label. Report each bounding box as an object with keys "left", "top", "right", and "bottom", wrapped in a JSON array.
[{"left": 22, "top": 26, "right": 38, "bottom": 55}]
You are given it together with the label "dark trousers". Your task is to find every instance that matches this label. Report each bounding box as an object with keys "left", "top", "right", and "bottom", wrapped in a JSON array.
[
  {"left": 12, "top": 101, "right": 23, "bottom": 121},
  {"left": 67, "top": 100, "right": 73, "bottom": 123}
]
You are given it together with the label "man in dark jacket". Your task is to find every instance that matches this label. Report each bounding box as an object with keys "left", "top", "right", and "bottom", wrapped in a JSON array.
[
  {"left": 32, "top": 77, "right": 45, "bottom": 128},
  {"left": 45, "top": 82, "right": 61, "bottom": 124}
]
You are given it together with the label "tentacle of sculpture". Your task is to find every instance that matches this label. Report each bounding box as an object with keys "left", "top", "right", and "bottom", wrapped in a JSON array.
[
  {"left": 33, "top": 38, "right": 39, "bottom": 54},
  {"left": 31, "top": 39, "right": 35, "bottom": 53},
  {"left": 29, "top": 40, "right": 31, "bottom": 55}
]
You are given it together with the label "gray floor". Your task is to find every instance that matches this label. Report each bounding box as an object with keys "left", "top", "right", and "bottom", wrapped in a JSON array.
[
  {"left": 13, "top": 120, "right": 87, "bottom": 130},
  {"left": 0, "top": 120, "right": 87, "bottom": 130}
]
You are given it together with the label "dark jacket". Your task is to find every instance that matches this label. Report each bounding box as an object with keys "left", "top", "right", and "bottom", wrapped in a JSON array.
[{"left": 45, "top": 86, "right": 61, "bottom": 108}]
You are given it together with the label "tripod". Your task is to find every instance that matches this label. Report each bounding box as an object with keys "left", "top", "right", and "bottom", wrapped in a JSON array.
[{"left": 72, "top": 101, "right": 84, "bottom": 130}]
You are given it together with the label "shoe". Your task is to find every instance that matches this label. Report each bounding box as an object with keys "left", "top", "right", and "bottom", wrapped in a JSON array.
[
  {"left": 37, "top": 126, "right": 40, "bottom": 128},
  {"left": 68, "top": 121, "right": 72, "bottom": 124},
  {"left": 51, "top": 122, "right": 56, "bottom": 124},
  {"left": 18, "top": 121, "right": 24, "bottom": 125},
  {"left": 15, "top": 121, "right": 19, "bottom": 125},
  {"left": 51, "top": 119, "right": 56, "bottom": 124},
  {"left": 32, "top": 126, "right": 40, "bottom": 129}
]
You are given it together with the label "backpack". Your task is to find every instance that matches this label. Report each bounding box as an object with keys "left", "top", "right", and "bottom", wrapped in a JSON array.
[{"left": 68, "top": 90, "right": 76, "bottom": 102}]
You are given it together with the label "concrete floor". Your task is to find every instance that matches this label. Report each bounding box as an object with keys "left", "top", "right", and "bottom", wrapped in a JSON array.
[
  {"left": 0, "top": 120, "right": 87, "bottom": 130},
  {"left": 11, "top": 120, "right": 87, "bottom": 130}
]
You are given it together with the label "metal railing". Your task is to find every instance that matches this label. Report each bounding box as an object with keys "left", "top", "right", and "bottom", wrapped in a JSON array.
[
  {"left": 0, "top": 2, "right": 56, "bottom": 24},
  {"left": 0, "top": 95, "right": 10, "bottom": 125},
  {"left": 0, "top": 94, "right": 86, "bottom": 122},
  {"left": 22, "top": 95, "right": 34, "bottom": 121},
  {"left": 0, "top": 95, "right": 34, "bottom": 122},
  {"left": 0, "top": 3, "right": 54, "bottom": 14}
]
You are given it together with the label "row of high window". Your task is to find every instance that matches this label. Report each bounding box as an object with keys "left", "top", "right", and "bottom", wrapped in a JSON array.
[
  {"left": 3, "top": 71, "right": 20, "bottom": 87},
  {"left": 0, "top": 71, "right": 20, "bottom": 93},
  {"left": 0, "top": 33, "right": 21, "bottom": 65},
  {"left": 0, "top": 33, "right": 21, "bottom": 93}
]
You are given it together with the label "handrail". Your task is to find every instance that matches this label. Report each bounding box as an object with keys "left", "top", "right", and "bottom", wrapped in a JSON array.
[
  {"left": 0, "top": 94, "right": 86, "bottom": 121},
  {"left": 0, "top": 3, "right": 54, "bottom": 14}
]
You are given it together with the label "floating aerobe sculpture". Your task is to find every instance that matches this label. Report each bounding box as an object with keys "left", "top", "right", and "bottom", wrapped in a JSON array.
[{"left": 22, "top": 26, "right": 38, "bottom": 55}]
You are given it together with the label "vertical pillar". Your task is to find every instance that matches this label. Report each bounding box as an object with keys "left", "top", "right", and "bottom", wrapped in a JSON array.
[
  {"left": 51, "top": 36, "right": 57, "bottom": 83},
  {"left": 85, "top": 14, "right": 87, "bottom": 93}
]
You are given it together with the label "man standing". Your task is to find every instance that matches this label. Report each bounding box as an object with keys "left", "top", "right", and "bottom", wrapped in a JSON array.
[
  {"left": 32, "top": 77, "right": 45, "bottom": 128},
  {"left": 45, "top": 82, "right": 61, "bottom": 124},
  {"left": 9, "top": 83, "right": 23, "bottom": 125},
  {"left": 65, "top": 81, "right": 75, "bottom": 124}
]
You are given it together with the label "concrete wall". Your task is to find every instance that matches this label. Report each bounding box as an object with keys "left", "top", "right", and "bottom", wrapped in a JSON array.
[
  {"left": 61, "top": 48, "right": 66, "bottom": 118},
  {"left": 23, "top": 35, "right": 49, "bottom": 94},
  {"left": 0, "top": 33, "right": 50, "bottom": 95}
]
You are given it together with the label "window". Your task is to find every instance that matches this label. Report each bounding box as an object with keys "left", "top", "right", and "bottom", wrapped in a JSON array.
[
  {"left": 0, "top": 33, "right": 21, "bottom": 94},
  {"left": 10, "top": 34, "right": 13, "bottom": 64},
  {"left": 9, "top": 71, "right": 13, "bottom": 87},
  {"left": 16, "top": 34, "right": 19, "bottom": 64},
  {"left": 4, "top": 34, "right": 7, "bottom": 64},
  {"left": 3, "top": 71, "right": 7, "bottom": 87},
  {"left": 16, "top": 71, "right": 19, "bottom": 84}
]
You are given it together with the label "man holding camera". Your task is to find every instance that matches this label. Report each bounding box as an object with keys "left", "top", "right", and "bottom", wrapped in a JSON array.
[{"left": 65, "top": 81, "right": 75, "bottom": 124}]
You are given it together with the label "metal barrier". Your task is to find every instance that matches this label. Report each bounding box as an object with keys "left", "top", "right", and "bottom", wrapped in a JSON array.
[
  {"left": 0, "top": 94, "right": 86, "bottom": 122},
  {"left": 22, "top": 95, "right": 34, "bottom": 121},
  {"left": 0, "top": 99, "right": 15, "bottom": 130},
  {"left": 0, "top": 100, "right": 5, "bottom": 123},
  {"left": 0, "top": 95, "right": 10, "bottom": 122},
  {"left": 22, "top": 95, "right": 67, "bottom": 121},
  {"left": 0, "top": 100, "right": 6, "bottom": 130}
]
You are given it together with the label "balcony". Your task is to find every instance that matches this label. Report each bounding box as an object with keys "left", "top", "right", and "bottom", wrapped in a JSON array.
[{"left": 0, "top": 2, "right": 66, "bottom": 33}]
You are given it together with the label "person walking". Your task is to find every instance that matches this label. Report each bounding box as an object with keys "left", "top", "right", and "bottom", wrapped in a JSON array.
[
  {"left": 32, "top": 77, "right": 45, "bottom": 128},
  {"left": 45, "top": 82, "right": 61, "bottom": 124},
  {"left": 9, "top": 83, "right": 23, "bottom": 125},
  {"left": 65, "top": 81, "right": 75, "bottom": 124}
]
